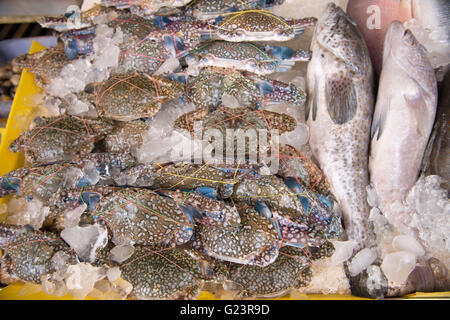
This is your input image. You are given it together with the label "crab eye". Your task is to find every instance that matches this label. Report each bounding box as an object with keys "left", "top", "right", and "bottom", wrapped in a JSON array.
[{"left": 234, "top": 29, "right": 246, "bottom": 39}]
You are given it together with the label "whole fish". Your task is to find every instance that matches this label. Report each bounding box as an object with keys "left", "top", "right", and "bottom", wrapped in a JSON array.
[
  {"left": 369, "top": 21, "right": 438, "bottom": 223},
  {"left": 306, "top": 3, "right": 375, "bottom": 251}
]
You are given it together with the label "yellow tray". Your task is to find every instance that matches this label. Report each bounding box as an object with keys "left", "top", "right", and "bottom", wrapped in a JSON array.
[{"left": 0, "top": 41, "right": 448, "bottom": 300}]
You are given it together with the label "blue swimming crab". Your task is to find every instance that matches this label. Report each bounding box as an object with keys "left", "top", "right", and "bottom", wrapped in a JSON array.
[
  {"left": 0, "top": 153, "right": 137, "bottom": 200},
  {"left": 199, "top": 10, "right": 317, "bottom": 42},
  {"left": 173, "top": 106, "right": 297, "bottom": 136},
  {"left": 11, "top": 46, "right": 72, "bottom": 88},
  {"left": 191, "top": 203, "right": 280, "bottom": 267},
  {"left": 103, "top": 0, "right": 194, "bottom": 18},
  {"left": 185, "top": 0, "right": 286, "bottom": 20},
  {"left": 170, "top": 67, "right": 306, "bottom": 109},
  {"left": 232, "top": 175, "right": 342, "bottom": 240},
  {"left": 185, "top": 41, "right": 311, "bottom": 75},
  {"left": 77, "top": 72, "right": 185, "bottom": 121},
  {"left": 9, "top": 116, "right": 116, "bottom": 166},
  {"left": 0, "top": 223, "right": 76, "bottom": 284},
  {"left": 277, "top": 144, "right": 332, "bottom": 197},
  {"left": 117, "top": 245, "right": 227, "bottom": 299},
  {"left": 37, "top": 5, "right": 118, "bottom": 32},
  {"left": 65, "top": 186, "right": 197, "bottom": 247},
  {"left": 227, "top": 242, "right": 334, "bottom": 299},
  {"left": 104, "top": 120, "right": 151, "bottom": 156}
]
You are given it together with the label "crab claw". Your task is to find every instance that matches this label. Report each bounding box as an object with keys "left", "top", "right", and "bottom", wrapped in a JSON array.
[
  {"left": 247, "top": 73, "right": 307, "bottom": 106},
  {"left": 0, "top": 176, "right": 21, "bottom": 197},
  {"left": 254, "top": 200, "right": 272, "bottom": 219},
  {"left": 80, "top": 191, "right": 102, "bottom": 211},
  {"left": 169, "top": 72, "right": 188, "bottom": 84},
  {"left": 286, "top": 17, "right": 318, "bottom": 36},
  {"left": 195, "top": 186, "right": 218, "bottom": 199},
  {"left": 162, "top": 35, "right": 188, "bottom": 58}
]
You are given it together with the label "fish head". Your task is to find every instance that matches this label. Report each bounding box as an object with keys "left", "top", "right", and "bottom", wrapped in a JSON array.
[
  {"left": 383, "top": 21, "right": 437, "bottom": 104},
  {"left": 313, "top": 2, "right": 371, "bottom": 77}
]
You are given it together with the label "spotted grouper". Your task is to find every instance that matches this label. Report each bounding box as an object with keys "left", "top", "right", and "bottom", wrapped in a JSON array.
[
  {"left": 369, "top": 21, "right": 438, "bottom": 230},
  {"left": 306, "top": 3, "right": 376, "bottom": 251}
]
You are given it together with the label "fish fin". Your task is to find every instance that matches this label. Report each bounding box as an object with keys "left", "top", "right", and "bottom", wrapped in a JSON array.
[
  {"left": 306, "top": 80, "right": 318, "bottom": 121},
  {"left": 371, "top": 96, "right": 389, "bottom": 140},
  {"left": 325, "top": 73, "right": 357, "bottom": 124},
  {"left": 404, "top": 89, "right": 428, "bottom": 137}
]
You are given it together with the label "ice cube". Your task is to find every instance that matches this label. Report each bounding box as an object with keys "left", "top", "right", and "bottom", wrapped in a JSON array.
[
  {"left": 62, "top": 204, "right": 87, "bottom": 229},
  {"left": 381, "top": 251, "right": 417, "bottom": 285},
  {"left": 106, "top": 267, "right": 121, "bottom": 283},
  {"left": 110, "top": 244, "right": 135, "bottom": 264},
  {"left": 65, "top": 263, "right": 104, "bottom": 299},
  {"left": 154, "top": 57, "right": 180, "bottom": 76},
  {"left": 392, "top": 234, "right": 425, "bottom": 257},
  {"left": 61, "top": 224, "right": 108, "bottom": 263},
  {"left": 331, "top": 240, "right": 358, "bottom": 265},
  {"left": 5, "top": 197, "right": 50, "bottom": 230},
  {"left": 347, "top": 247, "right": 377, "bottom": 276}
]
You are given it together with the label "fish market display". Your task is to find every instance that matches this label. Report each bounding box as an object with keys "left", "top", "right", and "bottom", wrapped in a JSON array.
[{"left": 1, "top": 0, "right": 449, "bottom": 301}]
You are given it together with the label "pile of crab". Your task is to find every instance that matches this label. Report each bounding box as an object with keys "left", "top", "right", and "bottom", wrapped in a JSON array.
[{"left": 0, "top": 0, "right": 345, "bottom": 299}]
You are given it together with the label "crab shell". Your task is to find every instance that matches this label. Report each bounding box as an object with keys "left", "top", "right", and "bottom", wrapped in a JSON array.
[
  {"left": 119, "top": 246, "right": 223, "bottom": 300},
  {"left": 104, "top": 120, "right": 150, "bottom": 156},
  {"left": 103, "top": 0, "right": 194, "bottom": 17},
  {"left": 157, "top": 189, "right": 242, "bottom": 227},
  {"left": 11, "top": 46, "right": 71, "bottom": 88},
  {"left": 8, "top": 116, "right": 116, "bottom": 166},
  {"left": 228, "top": 246, "right": 312, "bottom": 299},
  {"left": 191, "top": 204, "right": 280, "bottom": 266},
  {"left": 84, "top": 73, "right": 185, "bottom": 121},
  {"left": 185, "top": 41, "right": 311, "bottom": 76},
  {"left": 0, "top": 223, "right": 75, "bottom": 284},
  {"left": 174, "top": 106, "right": 297, "bottom": 137},
  {"left": 0, "top": 153, "right": 139, "bottom": 200},
  {"left": 74, "top": 186, "right": 196, "bottom": 247},
  {"left": 206, "top": 11, "right": 317, "bottom": 42},
  {"left": 37, "top": 5, "right": 118, "bottom": 32},
  {"left": 188, "top": 0, "right": 286, "bottom": 21}
]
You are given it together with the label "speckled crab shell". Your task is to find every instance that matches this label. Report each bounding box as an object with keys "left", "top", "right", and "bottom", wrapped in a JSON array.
[
  {"left": 157, "top": 189, "right": 242, "bottom": 227},
  {"left": 179, "top": 67, "right": 263, "bottom": 109},
  {"left": 106, "top": 13, "right": 177, "bottom": 74},
  {"left": 171, "top": 67, "right": 306, "bottom": 108},
  {"left": 83, "top": 73, "right": 185, "bottom": 121},
  {"left": 8, "top": 116, "right": 116, "bottom": 166},
  {"left": 191, "top": 204, "right": 280, "bottom": 266},
  {"left": 37, "top": 5, "right": 118, "bottom": 32},
  {"left": 277, "top": 144, "right": 332, "bottom": 196},
  {"left": 205, "top": 10, "right": 317, "bottom": 42},
  {"left": 227, "top": 246, "right": 312, "bottom": 299},
  {"left": 11, "top": 46, "right": 71, "bottom": 88},
  {"left": 185, "top": 41, "right": 311, "bottom": 75},
  {"left": 0, "top": 153, "right": 139, "bottom": 200},
  {"left": 173, "top": 106, "right": 297, "bottom": 136},
  {"left": 103, "top": 0, "right": 194, "bottom": 17},
  {"left": 228, "top": 242, "right": 335, "bottom": 299},
  {"left": 71, "top": 186, "right": 196, "bottom": 247},
  {"left": 104, "top": 119, "right": 150, "bottom": 156},
  {"left": 0, "top": 223, "right": 76, "bottom": 284},
  {"left": 118, "top": 246, "right": 224, "bottom": 300},
  {"left": 187, "top": 0, "right": 286, "bottom": 20}
]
